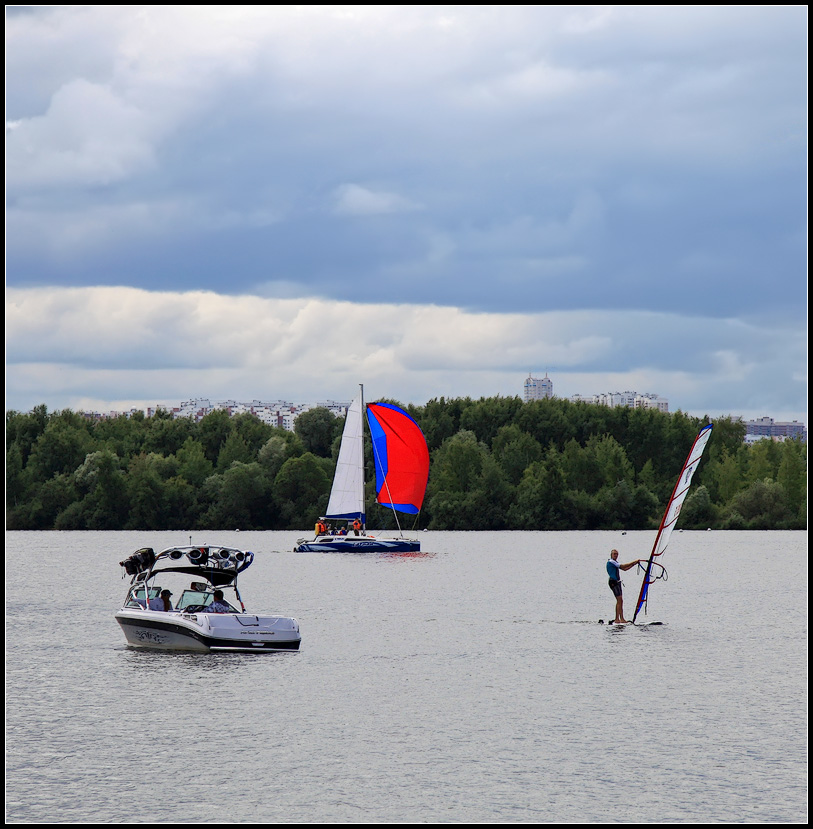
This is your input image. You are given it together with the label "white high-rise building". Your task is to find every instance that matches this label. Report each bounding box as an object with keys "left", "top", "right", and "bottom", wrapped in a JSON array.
[{"left": 524, "top": 373, "right": 553, "bottom": 402}]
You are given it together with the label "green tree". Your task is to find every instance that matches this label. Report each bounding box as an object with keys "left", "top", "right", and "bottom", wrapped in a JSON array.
[
  {"left": 196, "top": 409, "right": 233, "bottom": 463},
  {"left": 216, "top": 431, "right": 254, "bottom": 472},
  {"left": 6, "top": 405, "right": 50, "bottom": 467},
  {"left": 273, "top": 453, "right": 332, "bottom": 528},
  {"left": 231, "top": 412, "right": 275, "bottom": 455},
  {"left": 25, "top": 411, "right": 93, "bottom": 479},
  {"left": 459, "top": 396, "right": 523, "bottom": 446},
  {"left": 708, "top": 450, "right": 742, "bottom": 505},
  {"left": 142, "top": 411, "right": 194, "bottom": 456},
  {"left": 492, "top": 424, "right": 543, "bottom": 485},
  {"left": 745, "top": 439, "right": 781, "bottom": 484},
  {"left": 9, "top": 474, "right": 77, "bottom": 530},
  {"left": 590, "top": 434, "right": 635, "bottom": 489},
  {"left": 92, "top": 412, "right": 147, "bottom": 458},
  {"left": 507, "top": 451, "right": 569, "bottom": 529},
  {"left": 723, "top": 479, "right": 793, "bottom": 529},
  {"left": 416, "top": 397, "right": 461, "bottom": 451},
  {"left": 176, "top": 437, "right": 214, "bottom": 487},
  {"left": 294, "top": 408, "right": 341, "bottom": 457},
  {"left": 678, "top": 484, "right": 715, "bottom": 529},
  {"left": 200, "top": 462, "right": 271, "bottom": 529},
  {"left": 161, "top": 476, "right": 199, "bottom": 530},
  {"left": 776, "top": 439, "right": 806, "bottom": 521},
  {"left": 257, "top": 432, "right": 304, "bottom": 480},
  {"left": 71, "top": 449, "right": 129, "bottom": 529}
]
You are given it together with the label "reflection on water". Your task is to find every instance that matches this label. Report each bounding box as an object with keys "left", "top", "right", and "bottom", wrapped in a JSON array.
[{"left": 6, "top": 530, "right": 807, "bottom": 824}]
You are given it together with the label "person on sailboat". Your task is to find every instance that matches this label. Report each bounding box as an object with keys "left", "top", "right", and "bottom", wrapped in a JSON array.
[
  {"left": 607, "top": 549, "right": 640, "bottom": 624},
  {"left": 352, "top": 518, "right": 362, "bottom": 536}
]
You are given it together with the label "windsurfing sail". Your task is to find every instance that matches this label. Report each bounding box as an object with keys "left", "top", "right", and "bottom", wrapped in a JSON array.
[
  {"left": 323, "top": 394, "right": 366, "bottom": 522},
  {"left": 366, "top": 402, "right": 430, "bottom": 516},
  {"left": 632, "top": 423, "right": 713, "bottom": 623}
]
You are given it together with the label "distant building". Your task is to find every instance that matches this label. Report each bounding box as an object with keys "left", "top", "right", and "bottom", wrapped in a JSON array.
[
  {"left": 79, "top": 398, "right": 350, "bottom": 431},
  {"left": 743, "top": 417, "right": 806, "bottom": 443},
  {"left": 570, "top": 390, "right": 669, "bottom": 413},
  {"left": 523, "top": 373, "right": 553, "bottom": 402}
]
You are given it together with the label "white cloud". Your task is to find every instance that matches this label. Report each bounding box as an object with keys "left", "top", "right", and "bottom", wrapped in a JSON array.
[
  {"left": 332, "top": 184, "right": 421, "bottom": 216},
  {"left": 4, "top": 7, "right": 806, "bottom": 425},
  {"left": 6, "top": 286, "right": 806, "bottom": 424},
  {"left": 6, "top": 79, "right": 154, "bottom": 189}
]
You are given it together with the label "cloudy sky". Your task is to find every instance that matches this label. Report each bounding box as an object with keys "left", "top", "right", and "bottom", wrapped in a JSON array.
[{"left": 6, "top": 6, "right": 807, "bottom": 423}]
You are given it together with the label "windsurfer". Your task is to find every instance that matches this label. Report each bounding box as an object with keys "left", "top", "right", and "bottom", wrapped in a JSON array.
[{"left": 607, "top": 549, "right": 640, "bottom": 624}]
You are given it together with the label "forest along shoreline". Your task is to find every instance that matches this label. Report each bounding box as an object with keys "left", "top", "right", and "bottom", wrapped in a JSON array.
[{"left": 6, "top": 397, "right": 806, "bottom": 531}]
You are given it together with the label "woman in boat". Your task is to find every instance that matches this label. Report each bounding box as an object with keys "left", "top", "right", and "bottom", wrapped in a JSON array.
[{"left": 148, "top": 589, "right": 174, "bottom": 611}]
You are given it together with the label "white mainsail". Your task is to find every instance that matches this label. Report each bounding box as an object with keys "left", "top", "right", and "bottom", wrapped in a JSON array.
[{"left": 323, "top": 392, "right": 365, "bottom": 522}]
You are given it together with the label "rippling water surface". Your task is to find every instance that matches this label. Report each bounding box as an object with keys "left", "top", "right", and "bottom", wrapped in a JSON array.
[{"left": 5, "top": 530, "right": 807, "bottom": 823}]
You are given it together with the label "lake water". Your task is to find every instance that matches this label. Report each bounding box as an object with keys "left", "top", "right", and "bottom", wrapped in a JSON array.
[{"left": 5, "top": 530, "right": 807, "bottom": 824}]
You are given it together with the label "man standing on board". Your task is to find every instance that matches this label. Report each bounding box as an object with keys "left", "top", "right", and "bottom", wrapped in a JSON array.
[{"left": 607, "top": 549, "right": 640, "bottom": 624}]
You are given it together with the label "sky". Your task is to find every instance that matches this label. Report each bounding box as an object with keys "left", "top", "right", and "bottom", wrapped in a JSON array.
[{"left": 5, "top": 5, "right": 808, "bottom": 424}]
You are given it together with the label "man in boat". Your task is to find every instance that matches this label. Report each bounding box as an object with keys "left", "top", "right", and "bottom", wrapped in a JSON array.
[
  {"left": 207, "top": 590, "right": 231, "bottom": 613},
  {"left": 606, "top": 549, "right": 640, "bottom": 624}
]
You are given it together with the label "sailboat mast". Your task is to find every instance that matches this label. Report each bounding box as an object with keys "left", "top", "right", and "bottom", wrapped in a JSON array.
[{"left": 359, "top": 383, "right": 365, "bottom": 529}]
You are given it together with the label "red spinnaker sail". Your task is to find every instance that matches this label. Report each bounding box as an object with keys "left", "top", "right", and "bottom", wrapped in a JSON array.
[{"left": 366, "top": 403, "right": 430, "bottom": 515}]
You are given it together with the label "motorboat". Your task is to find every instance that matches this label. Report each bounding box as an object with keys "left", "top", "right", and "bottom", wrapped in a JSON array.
[
  {"left": 294, "top": 385, "right": 429, "bottom": 553},
  {"left": 115, "top": 545, "right": 301, "bottom": 652}
]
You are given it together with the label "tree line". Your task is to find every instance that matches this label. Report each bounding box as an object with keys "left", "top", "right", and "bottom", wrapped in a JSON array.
[{"left": 6, "top": 397, "right": 807, "bottom": 532}]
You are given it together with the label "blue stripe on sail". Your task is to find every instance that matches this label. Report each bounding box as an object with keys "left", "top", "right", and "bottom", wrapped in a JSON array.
[
  {"left": 366, "top": 408, "right": 389, "bottom": 485},
  {"left": 377, "top": 501, "right": 420, "bottom": 515},
  {"left": 322, "top": 511, "right": 366, "bottom": 522}
]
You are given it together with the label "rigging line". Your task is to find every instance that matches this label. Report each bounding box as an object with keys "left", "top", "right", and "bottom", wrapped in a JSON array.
[{"left": 367, "top": 410, "right": 405, "bottom": 537}]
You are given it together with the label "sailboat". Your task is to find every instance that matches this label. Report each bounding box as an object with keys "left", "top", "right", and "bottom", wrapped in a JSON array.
[
  {"left": 293, "top": 385, "right": 430, "bottom": 552},
  {"left": 632, "top": 422, "right": 713, "bottom": 623}
]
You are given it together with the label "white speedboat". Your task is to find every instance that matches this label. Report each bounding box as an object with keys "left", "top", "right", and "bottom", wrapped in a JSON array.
[{"left": 115, "top": 545, "right": 301, "bottom": 652}]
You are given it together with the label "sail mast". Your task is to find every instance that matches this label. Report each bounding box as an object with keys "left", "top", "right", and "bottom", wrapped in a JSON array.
[{"left": 359, "top": 383, "right": 365, "bottom": 529}]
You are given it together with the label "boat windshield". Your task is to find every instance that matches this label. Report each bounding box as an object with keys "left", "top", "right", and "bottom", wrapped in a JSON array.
[
  {"left": 177, "top": 588, "right": 239, "bottom": 612},
  {"left": 177, "top": 589, "right": 210, "bottom": 610},
  {"left": 126, "top": 586, "right": 160, "bottom": 607}
]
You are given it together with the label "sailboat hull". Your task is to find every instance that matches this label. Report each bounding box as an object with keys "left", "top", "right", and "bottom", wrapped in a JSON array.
[{"left": 294, "top": 536, "right": 420, "bottom": 553}]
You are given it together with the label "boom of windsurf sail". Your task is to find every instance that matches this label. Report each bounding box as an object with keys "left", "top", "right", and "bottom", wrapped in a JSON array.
[{"left": 632, "top": 423, "right": 713, "bottom": 623}]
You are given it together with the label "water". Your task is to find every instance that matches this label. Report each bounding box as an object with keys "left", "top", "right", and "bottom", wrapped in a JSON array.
[{"left": 5, "top": 530, "right": 807, "bottom": 824}]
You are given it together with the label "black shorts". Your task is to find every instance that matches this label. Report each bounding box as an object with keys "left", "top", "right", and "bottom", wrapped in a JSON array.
[{"left": 608, "top": 578, "right": 622, "bottom": 597}]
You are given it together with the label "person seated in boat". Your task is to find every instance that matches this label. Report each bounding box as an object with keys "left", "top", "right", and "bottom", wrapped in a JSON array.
[
  {"left": 337, "top": 525, "right": 347, "bottom": 535},
  {"left": 147, "top": 589, "right": 173, "bottom": 611},
  {"left": 207, "top": 589, "right": 231, "bottom": 613}
]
